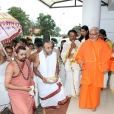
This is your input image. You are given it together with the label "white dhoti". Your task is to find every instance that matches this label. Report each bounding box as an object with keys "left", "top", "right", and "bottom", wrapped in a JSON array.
[
  {"left": 103, "top": 71, "right": 109, "bottom": 88},
  {"left": 37, "top": 78, "right": 67, "bottom": 108},
  {"left": 37, "top": 51, "right": 67, "bottom": 108},
  {"left": 59, "top": 62, "right": 65, "bottom": 85},
  {"left": 109, "top": 71, "right": 114, "bottom": 91},
  {"left": 64, "top": 59, "right": 80, "bottom": 97},
  {"left": 31, "top": 62, "right": 39, "bottom": 107},
  {"left": 61, "top": 40, "right": 81, "bottom": 97},
  {"left": 33, "top": 75, "right": 39, "bottom": 107},
  {"left": 0, "top": 61, "right": 11, "bottom": 112}
]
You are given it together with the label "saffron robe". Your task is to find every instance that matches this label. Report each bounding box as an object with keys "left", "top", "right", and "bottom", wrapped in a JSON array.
[
  {"left": 76, "top": 38, "right": 112, "bottom": 108},
  {"left": 8, "top": 60, "right": 35, "bottom": 114}
]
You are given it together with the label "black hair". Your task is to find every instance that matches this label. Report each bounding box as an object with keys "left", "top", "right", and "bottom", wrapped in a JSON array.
[
  {"left": 99, "top": 29, "right": 107, "bottom": 37},
  {"left": 60, "top": 40, "right": 66, "bottom": 53},
  {"left": 78, "top": 25, "right": 89, "bottom": 42},
  {"left": 5, "top": 46, "right": 13, "bottom": 52},
  {"left": 43, "top": 41, "right": 54, "bottom": 48},
  {"left": 61, "top": 40, "right": 66, "bottom": 44},
  {"left": 68, "top": 29, "right": 77, "bottom": 36},
  {"left": 15, "top": 46, "right": 26, "bottom": 54},
  {"left": 37, "top": 42, "right": 43, "bottom": 48},
  {"left": 29, "top": 43, "right": 34, "bottom": 46},
  {"left": 20, "top": 38, "right": 27, "bottom": 45},
  {"left": 12, "top": 39, "right": 18, "bottom": 44}
]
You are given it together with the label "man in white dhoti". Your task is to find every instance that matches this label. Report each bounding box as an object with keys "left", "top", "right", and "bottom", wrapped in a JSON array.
[
  {"left": 0, "top": 48, "right": 11, "bottom": 114},
  {"left": 61, "top": 29, "right": 81, "bottom": 97},
  {"left": 59, "top": 40, "right": 66, "bottom": 85},
  {"left": 28, "top": 42, "right": 43, "bottom": 108},
  {"left": 33, "top": 41, "right": 67, "bottom": 114}
]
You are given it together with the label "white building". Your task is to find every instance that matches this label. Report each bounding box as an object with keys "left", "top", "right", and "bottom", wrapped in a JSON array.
[{"left": 39, "top": 0, "right": 114, "bottom": 41}]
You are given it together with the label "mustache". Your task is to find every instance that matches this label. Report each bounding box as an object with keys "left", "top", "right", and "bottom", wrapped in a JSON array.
[{"left": 43, "top": 50, "right": 52, "bottom": 55}]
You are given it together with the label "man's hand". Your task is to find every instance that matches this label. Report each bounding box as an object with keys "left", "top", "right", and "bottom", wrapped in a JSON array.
[
  {"left": 6, "top": 56, "right": 12, "bottom": 62},
  {"left": 112, "top": 53, "right": 114, "bottom": 58},
  {"left": 80, "top": 62, "right": 84, "bottom": 70},
  {"left": 22, "top": 86, "right": 31, "bottom": 92},
  {"left": 42, "top": 77, "right": 47, "bottom": 83},
  {"left": 71, "top": 40, "right": 76, "bottom": 49},
  {"left": 55, "top": 75, "right": 59, "bottom": 82}
]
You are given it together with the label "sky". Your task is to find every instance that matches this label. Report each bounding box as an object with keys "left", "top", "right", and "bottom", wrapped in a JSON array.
[{"left": 0, "top": 0, "right": 82, "bottom": 34}]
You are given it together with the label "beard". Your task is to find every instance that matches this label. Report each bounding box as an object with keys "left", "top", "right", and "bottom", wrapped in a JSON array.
[
  {"left": 43, "top": 50, "right": 52, "bottom": 56},
  {"left": 18, "top": 58, "right": 26, "bottom": 62}
]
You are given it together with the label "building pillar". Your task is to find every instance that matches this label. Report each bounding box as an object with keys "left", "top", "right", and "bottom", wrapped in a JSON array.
[{"left": 82, "top": 0, "right": 101, "bottom": 29}]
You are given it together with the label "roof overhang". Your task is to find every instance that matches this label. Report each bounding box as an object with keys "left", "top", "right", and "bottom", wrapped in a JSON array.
[{"left": 39, "top": 0, "right": 108, "bottom": 8}]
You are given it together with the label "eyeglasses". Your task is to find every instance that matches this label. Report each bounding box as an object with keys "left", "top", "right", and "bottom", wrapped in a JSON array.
[{"left": 89, "top": 33, "right": 98, "bottom": 36}]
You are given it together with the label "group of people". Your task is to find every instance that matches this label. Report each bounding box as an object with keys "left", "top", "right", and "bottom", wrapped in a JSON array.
[{"left": 0, "top": 25, "right": 114, "bottom": 114}]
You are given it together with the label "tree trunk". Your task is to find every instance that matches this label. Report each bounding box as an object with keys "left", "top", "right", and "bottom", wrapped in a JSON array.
[{"left": 43, "top": 33, "right": 50, "bottom": 42}]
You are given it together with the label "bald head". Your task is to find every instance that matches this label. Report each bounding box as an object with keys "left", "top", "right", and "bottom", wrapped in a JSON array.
[{"left": 89, "top": 27, "right": 99, "bottom": 41}]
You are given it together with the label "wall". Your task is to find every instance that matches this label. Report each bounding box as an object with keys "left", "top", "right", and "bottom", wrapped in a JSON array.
[{"left": 100, "top": 6, "right": 114, "bottom": 42}]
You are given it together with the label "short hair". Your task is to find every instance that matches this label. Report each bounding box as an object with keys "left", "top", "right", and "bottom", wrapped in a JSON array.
[
  {"left": 43, "top": 41, "right": 54, "bottom": 48},
  {"left": 28, "top": 43, "right": 34, "bottom": 46},
  {"left": 90, "top": 27, "right": 99, "bottom": 33},
  {"left": 99, "top": 29, "right": 107, "bottom": 37},
  {"left": 12, "top": 39, "right": 18, "bottom": 44},
  {"left": 20, "top": 38, "right": 27, "bottom": 45},
  {"left": 15, "top": 46, "right": 26, "bottom": 54},
  {"left": 68, "top": 29, "right": 77, "bottom": 36},
  {"left": 5, "top": 46, "right": 13, "bottom": 52},
  {"left": 37, "top": 42, "right": 43, "bottom": 48},
  {"left": 61, "top": 40, "right": 66, "bottom": 44}
]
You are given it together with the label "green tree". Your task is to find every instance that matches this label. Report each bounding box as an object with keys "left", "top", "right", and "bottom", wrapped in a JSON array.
[
  {"left": 8, "top": 6, "right": 31, "bottom": 35},
  {"left": 51, "top": 38, "right": 58, "bottom": 44},
  {"left": 52, "top": 27, "right": 61, "bottom": 37},
  {"left": 72, "top": 24, "right": 81, "bottom": 34},
  {"left": 36, "top": 13, "right": 56, "bottom": 41}
]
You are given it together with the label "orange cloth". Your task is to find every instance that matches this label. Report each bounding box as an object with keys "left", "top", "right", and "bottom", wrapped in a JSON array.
[
  {"left": 8, "top": 59, "right": 35, "bottom": 114},
  {"left": 79, "top": 85, "right": 101, "bottom": 108},
  {"left": 76, "top": 38, "right": 112, "bottom": 108}
]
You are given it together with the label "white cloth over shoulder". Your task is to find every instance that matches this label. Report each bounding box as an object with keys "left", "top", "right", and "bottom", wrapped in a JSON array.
[
  {"left": 61, "top": 40, "right": 81, "bottom": 63},
  {"left": 0, "top": 61, "right": 11, "bottom": 112},
  {"left": 37, "top": 50, "right": 67, "bottom": 108},
  {"left": 61, "top": 40, "right": 81, "bottom": 97}
]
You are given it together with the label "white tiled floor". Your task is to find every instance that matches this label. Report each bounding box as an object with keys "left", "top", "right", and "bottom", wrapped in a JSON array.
[{"left": 66, "top": 88, "right": 114, "bottom": 114}]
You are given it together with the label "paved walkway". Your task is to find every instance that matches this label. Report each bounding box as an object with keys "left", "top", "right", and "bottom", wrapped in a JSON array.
[
  {"left": 66, "top": 88, "right": 114, "bottom": 114},
  {"left": 2, "top": 88, "right": 114, "bottom": 114}
]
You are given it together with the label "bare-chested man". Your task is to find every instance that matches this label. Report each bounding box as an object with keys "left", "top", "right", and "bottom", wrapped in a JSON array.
[
  {"left": 28, "top": 42, "right": 43, "bottom": 108},
  {"left": 5, "top": 46, "right": 35, "bottom": 114},
  {"left": 28, "top": 42, "right": 43, "bottom": 63},
  {"left": 0, "top": 48, "right": 11, "bottom": 114}
]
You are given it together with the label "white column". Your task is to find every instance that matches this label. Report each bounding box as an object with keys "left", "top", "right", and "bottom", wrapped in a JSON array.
[{"left": 82, "top": 0, "right": 101, "bottom": 29}]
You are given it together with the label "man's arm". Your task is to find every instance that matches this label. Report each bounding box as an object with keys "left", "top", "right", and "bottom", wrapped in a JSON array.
[
  {"left": 33, "top": 55, "right": 47, "bottom": 83},
  {"left": 5, "top": 63, "right": 31, "bottom": 92},
  {"left": 28, "top": 54, "right": 32, "bottom": 63}
]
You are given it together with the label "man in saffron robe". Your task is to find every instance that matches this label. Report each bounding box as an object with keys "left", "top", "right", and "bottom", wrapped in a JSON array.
[
  {"left": 76, "top": 27, "right": 113, "bottom": 111},
  {"left": 5, "top": 46, "right": 35, "bottom": 114}
]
